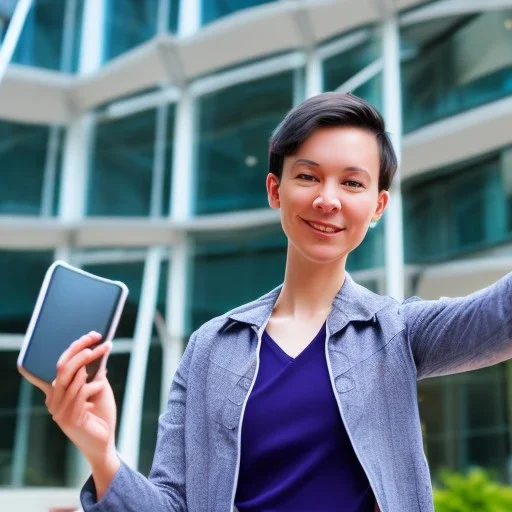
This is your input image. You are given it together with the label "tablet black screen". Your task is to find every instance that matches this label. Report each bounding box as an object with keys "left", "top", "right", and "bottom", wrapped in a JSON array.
[{"left": 22, "top": 265, "right": 123, "bottom": 383}]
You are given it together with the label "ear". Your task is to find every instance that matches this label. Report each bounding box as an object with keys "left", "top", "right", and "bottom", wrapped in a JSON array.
[
  {"left": 372, "top": 190, "right": 389, "bottom": 222},
  {"left": 266, "top": 173, "right": 280, "bottom": 209}
]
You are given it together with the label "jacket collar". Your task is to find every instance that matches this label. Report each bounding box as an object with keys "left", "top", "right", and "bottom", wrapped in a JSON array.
[{"left": 221, "top": 273, "right": 392, "bottom": 336}]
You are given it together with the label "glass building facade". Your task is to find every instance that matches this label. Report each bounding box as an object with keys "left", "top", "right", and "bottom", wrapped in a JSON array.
[{"left": 1, "top": 0, "right": 511, "bottom": 508}]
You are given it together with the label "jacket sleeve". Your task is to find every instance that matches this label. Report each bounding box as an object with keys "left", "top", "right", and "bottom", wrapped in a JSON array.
[
  {"left": 80, "top": 330, "right": 198, "bottom": 511},
  {"left": 400, "top": 272, "right": 512, "bottom": 380}
]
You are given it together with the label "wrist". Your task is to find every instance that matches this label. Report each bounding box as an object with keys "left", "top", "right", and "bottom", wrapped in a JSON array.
[{"left": 89, "top": 450, "right": 121, "bottom": 501}]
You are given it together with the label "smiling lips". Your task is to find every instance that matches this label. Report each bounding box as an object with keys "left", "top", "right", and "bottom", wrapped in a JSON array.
[{"left": 303, "top": 219, "right": 344, "bottom": 234}]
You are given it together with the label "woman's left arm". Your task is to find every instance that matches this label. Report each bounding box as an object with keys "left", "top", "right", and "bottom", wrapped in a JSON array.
[{"left": 400, "top": 272, "right": 512, "bottom": 380}]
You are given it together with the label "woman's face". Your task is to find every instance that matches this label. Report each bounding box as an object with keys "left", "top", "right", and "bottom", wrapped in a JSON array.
[{"left": 266, "top": 126, "right": 389, "bottom": 265}]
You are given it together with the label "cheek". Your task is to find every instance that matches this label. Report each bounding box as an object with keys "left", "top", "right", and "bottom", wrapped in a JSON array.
[{"left": 342, "top": 195, "right": 376, "bottom": 223}]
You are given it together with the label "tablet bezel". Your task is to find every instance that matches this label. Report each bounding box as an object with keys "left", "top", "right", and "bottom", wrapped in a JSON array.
[{"left": 17, "top": 260, "right": 129, "bottom": 382}]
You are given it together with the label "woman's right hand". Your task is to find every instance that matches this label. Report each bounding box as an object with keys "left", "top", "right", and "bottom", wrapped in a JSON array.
[{"left": 18, "top": 332, "right": 120, "bottom": 472}]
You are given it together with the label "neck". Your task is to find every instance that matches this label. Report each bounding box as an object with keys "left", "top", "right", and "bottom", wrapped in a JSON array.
[{"left": 273, "top": 245, "right": 347, "bottom": 320}]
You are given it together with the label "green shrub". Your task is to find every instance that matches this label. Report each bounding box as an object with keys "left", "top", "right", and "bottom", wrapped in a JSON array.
[{"left": 434, "top": 468, "right": 512, "bottom": 512}]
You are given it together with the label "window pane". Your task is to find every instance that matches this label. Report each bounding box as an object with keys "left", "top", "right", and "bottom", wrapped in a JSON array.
[
  {"left": 402, "top": 10, "right": 512, "bottom": 132},
  {"left": 419, "top": 364, "right": 510, "bottom": 481},
  {"left": 322, "top": 34, "right": 381, "bottom": 93},
  {"left": 403, "top": 150, "right": 512, "bottom": 263},
  {"left": 104, "top": 0, "right": 158, "bottom": 61},
  {"left": 11, "top": 0, "right": 81, "bottom": 72},
  {"left": 88, "top": 110, "right": 156, "bottom": 216},
  {"left": 0, "top": 121, "right": 49, "bottom": 216},
  {"left": 196, "top": 72, "right": 294, "bottom": 214},
  {"left": 0, "top": 251, "right": 54, "bottom": 334},
  {"left": 202, "top": 0, "right": 275, "bottom": 25},
  {"left": 347, "top": 221, "right": 384, "bottom": 271},
  {"left": 0, "top": 353, "right": 22, "bottom": 486},
  {"left": 189, "top": 228, "right": 286, "bottom": 332},
  {"left": 352, "top": 72, "right": 383, "bottom": 113}
]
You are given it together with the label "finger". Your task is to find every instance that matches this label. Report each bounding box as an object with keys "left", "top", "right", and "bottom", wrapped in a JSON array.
[
  {"left": 51, "top": 366, "right": 88, "bottom": 420},
  {"left": 52, "top": 342, "right": 110, "bottom": 408},
  {"left": 17, "top": 365, "right": 52, "bottom": 396},
  {"left": 57, "top": 331, "right": 103, "bottom": 371},
  {"left": 69, "top": 380, "right": 107, "bottom": 428}
]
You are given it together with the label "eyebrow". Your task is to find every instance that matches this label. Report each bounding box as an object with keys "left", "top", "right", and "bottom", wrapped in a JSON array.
[{"left": 293, "top": 158, "right": 371, "bottom": 177}]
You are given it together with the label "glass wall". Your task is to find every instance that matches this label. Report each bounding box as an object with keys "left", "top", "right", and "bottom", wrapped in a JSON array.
[
  {"left": 195, "top": 71, "right": 295, "bottom": 214},
  {"left": 11, "top": 0, "right": 82, "bottom": 72},
  {"left": 88, "top": 105, "right": 174, "bottom": 217},
  {"left": 419, "top": 364, "right": 511, "bottom": 483},
  {"left": 189, "top": 228, "right": 286, "bottom": 332},
  {"left": 202, "top": 0, "right": 275, "bottom": 25},
  {"left": 403, "top": 147, "right": 512, "bottom": 263},
  {"left": 0, "top": 122, "right": 62, "bottom": 217},
  {"left": 402, "top": 9, "right": 512, "bottom": 132},
  {"left": 104, "top": 0, "right": 159, "bottom": 62}
]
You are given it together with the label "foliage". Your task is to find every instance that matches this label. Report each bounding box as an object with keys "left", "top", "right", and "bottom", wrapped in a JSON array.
[{"left": 434, "top": 468, "right": 512, "bottom": 512}]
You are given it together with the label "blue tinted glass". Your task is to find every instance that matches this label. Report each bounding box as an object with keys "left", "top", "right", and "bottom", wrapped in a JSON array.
[
  {"left": 11, "top": 0, "right": 81, "bottom": 72},
  {"left": 0, "top": 121, "right": 49, "bottom": 215},
  {"left": 403, "top": 150, "right": 512, "bottom": 263},
  {"left": 347, "top": 221, "right": 384, "bottom": 271},
  {"left": 202, "top": 0, "right": 275, "bottom": 25},
  {"left": 196, "top": 71, "right": 294, "bottom": 214},
  {"left": 352, "top": 72, "right": 383, "bottom": 113},
  {"left": 189, "top": 228, "right": 286, "bottom": 332},
  {"left": 402, "top": 10, "right": 512, "bottom": 133},
  {"left": 104, "top": 0, "right": 158, "bottom": 61},
  {"left": 0, "top": 251, "right": 54, "bottom": 334},
  {"left": 322, "top": 34, "right": 381, "bottom": 92},
  {"left": 88, "top": 110, "right": 156, "bottom": 216}
]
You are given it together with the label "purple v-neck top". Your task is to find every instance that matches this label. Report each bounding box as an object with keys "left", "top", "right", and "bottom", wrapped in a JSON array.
[{"left": 234, "top": 322, "right": 375, "bottom": 511}]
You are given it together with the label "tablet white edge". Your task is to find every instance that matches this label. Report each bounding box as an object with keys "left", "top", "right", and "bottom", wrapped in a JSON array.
[{"left": 17, "top": 260, "right": 130, "bottom": 378}]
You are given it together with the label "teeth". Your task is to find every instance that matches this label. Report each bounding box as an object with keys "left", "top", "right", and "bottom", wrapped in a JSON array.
[{"left": 309, "top": 222, "right": 337, "bottom": 233}]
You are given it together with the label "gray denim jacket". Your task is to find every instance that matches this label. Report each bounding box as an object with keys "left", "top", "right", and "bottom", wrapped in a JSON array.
[{"left": 81, "top": 272, "right": 512, "bottom": 512}]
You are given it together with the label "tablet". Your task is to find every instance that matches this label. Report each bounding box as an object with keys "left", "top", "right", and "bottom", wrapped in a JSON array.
[{"left": 18, "top": 260, "right": 128, "bottom": 384}]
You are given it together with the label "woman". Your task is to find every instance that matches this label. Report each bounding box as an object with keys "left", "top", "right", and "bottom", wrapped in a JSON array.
[{"left": 20, "top": 93, "right": 512, "bottom": 511}]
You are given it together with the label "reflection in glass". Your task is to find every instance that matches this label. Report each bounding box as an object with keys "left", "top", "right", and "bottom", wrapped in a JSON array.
[
  {"left": 104, "top": 0, "right": 158, "bottom": 61},
  {"left": 202, "top": 0, "right": 275, "bottom": 25},
  {"left": 196, "top": 72, "right": 294, "bottom": 214},
  {"left": 402, "top": 10, "right": 512, "bottom": 132},
  {"left": 403, "top": 150, "right": 512, "bottom": 263},
  {"left": 11, "top": 0, "right": 82, "bottom": 72},
  {"left": 0, "top": 122, "right": 49, "bottom": 216},
  {"left": 190, "top": 228, "right": 286, "bottom": 332},
  {"left": 419, "top": 364, "right": 510, "bottom": 482},
  {"left": 322, "top": 34, "right": 381, "bottom": 93},
  {"left": 88, "top": 110, "right": 156, "bottom": 217},
  {"left": 0, "top": 251, "right": 54, "bottom": 334}
]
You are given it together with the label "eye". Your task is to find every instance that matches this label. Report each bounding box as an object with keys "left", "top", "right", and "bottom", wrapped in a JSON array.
[
  {"left": 297, "top": 173, "right": 318, "bottom": 182},
  {"left": 343, "top": 180, "right": 364, "bottom": 188}
]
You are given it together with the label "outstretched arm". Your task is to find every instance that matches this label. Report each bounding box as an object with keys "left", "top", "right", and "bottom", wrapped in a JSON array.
[
  {"left": 400, "top": 272, "right": 512, "bottom": 380},
  {"left": 77, "top": 331, "right": 198, "bottom": 511}
]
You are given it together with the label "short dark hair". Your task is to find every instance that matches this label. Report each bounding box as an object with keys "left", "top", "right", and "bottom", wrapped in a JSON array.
[{"left": 268, "top": 92, "right": 397, "bottom": 191}]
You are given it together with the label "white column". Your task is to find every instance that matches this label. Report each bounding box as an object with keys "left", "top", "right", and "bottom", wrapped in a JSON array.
[
  {"left": 159, "top": 86, "right": 196, "bottom": 412},
  {"left": 171, "top": 89, "right": 195, "bottom": 220},
  {"left": 63, "top": 0, "right": 106, "bottom": 485},
  {"left": 304, "top": 49, "right": 321, "bottom": 99},
  {"left": 118, "top": 247, "right": 163, "bottom": 468},
  {"left": 161, "top": 241, "right": 190, "bottom": 414},
  {"left": 178, "top": 0, "right": 200, "bottom": 36},
  {"left": 11, "top": 379, "right": 33, "bottom": 485},
  {"left": 0, "top": 0, "right": 33, "bottom": 87},
  {"left": 382, "top": 15, "right": 405, "bottom": 302}
]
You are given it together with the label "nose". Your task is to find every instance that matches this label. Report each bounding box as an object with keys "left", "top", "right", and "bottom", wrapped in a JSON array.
[{"left": 313, "top": 186, "right": 342, "bottom": 213}]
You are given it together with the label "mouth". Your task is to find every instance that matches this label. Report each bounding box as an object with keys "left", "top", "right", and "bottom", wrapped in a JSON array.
[{"left": 301, "top": 218, "right": 344, "bottom": 235}]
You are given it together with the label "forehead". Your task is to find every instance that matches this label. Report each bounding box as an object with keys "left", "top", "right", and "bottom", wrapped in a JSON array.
[{"left": 286, "top": 126, "right": 380, "bottom": 172}]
